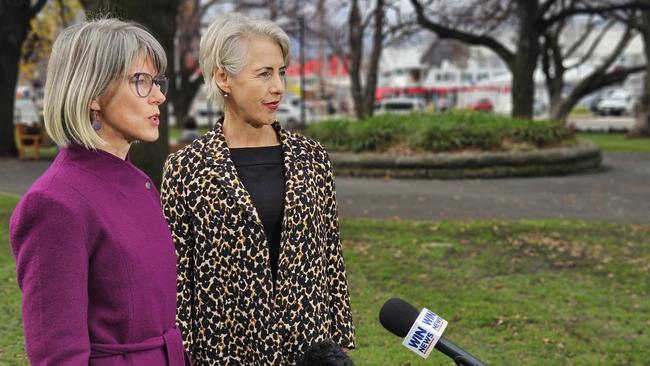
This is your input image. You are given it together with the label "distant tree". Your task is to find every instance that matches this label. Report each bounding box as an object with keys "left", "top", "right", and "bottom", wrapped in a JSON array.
[
  {"left": 409, "top": 0, "right": 650, "bottom": 119},
  {"left": 351, "top": 0, "right": 420, "bottom": 119},
  {"left": 0, "top": 0, "right": 48, "bottom": 157},
  {"left": 628, "top": 2, "right": 650, "bottom": 136},
  {"left": 20, "top": 0, "right": 83, "bottom": 83},
  {"left": 348, "top": 0, "right": 385, "bottom": 119},
  {"left": 233, "top": 0, "right": 303, "bottom": 20},
  {"left": 173, "top": 0, "right": 220, "bottom": 128},
  {"left": 541, "top": 12, "right": 645, "bottom": 123},
  {"left": 233, "top": 0, "right": 416, "bottom": 120}
]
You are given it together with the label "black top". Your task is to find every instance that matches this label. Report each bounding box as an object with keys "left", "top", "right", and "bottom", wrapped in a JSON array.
[{"left": 230, "top": 145, "right": 286, "bottom": 283}]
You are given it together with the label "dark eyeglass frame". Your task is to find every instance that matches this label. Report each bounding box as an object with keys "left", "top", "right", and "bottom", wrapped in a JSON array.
[{"left": 129, "top": 72, "right": 168, "bottom": 98}]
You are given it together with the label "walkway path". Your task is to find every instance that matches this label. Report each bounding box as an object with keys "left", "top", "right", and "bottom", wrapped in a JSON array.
[{"left": 2, "top": 152, "right": 648, "bottom": 223}]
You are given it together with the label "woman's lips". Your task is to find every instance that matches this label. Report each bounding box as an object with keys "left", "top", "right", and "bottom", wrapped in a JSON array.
[
  {"left": 149, "top": 115, "right": 160, "bottom": 126},
  {"left": 264, "top": 101, "right": 279, "bottom": 111}
]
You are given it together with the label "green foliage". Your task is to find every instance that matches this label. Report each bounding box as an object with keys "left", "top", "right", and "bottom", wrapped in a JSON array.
[
  {"left": 578, "top": 133, "right": 650, "bottom": 152},
  {"left": 306, "top": 111, "right": 574, "bottom": 153},
  {"left": 20, "top": 0, "right": 83, "bottom": 82}
]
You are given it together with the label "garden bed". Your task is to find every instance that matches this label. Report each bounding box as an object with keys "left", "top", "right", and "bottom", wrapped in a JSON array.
[{"left": 306, "top": 111, "right": 601, "bottom": 178}]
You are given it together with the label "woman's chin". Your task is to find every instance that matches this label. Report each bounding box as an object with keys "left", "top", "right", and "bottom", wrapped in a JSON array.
[{"left": 139, "top": 132, "right": 159, "bottom": 143}]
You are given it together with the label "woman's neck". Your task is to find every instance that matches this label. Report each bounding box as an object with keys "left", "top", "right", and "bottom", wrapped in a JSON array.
[
  {"left": 97, "top": 140, "right": 131, "bottom": 160},
  {"left": 222, "top": 111, "right": 280, "bottom": 148}
]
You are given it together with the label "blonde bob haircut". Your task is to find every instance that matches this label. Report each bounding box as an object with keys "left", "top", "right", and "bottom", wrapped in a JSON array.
[
  {"left": 44, "top": 18, "right": 166, "bottom": 148},
  {"left": 200, "top": 13, "right": 291, "bottom": 110}
]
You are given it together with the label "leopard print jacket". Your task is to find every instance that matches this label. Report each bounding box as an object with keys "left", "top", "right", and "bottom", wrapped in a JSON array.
[{"left": 161, "top": 120, "right": 355, "bottom": 365}]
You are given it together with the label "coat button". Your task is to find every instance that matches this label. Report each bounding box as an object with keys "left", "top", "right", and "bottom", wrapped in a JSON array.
[{"left": 145, "top": 181, "right": 151, "bottom": 189}]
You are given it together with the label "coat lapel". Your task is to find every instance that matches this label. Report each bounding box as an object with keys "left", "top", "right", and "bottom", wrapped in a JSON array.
[
  {"left": 203, "top": 119, "right": 263, "bottom": 227},
  {"left": 201, "top": 119, "right": 310, "bottom": 261},
  {"left": 276, "top": 123, "right": 309, "bottom": 234}
]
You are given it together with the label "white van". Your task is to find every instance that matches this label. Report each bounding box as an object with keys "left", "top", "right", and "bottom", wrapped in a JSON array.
[
  {"left": 189, "top": 100, "right": 223, "bottom": 127},
  {"left": 374, "top": 97, "right": 424, "bottom": 114}
]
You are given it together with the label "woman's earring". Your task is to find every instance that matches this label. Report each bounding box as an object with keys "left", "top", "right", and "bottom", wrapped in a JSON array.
[
  {"left": 91, "top": 111, "right": 101, "bottom": 131},
  {"left": 223, "top": 92, "right": 229, "bottom": 98}
]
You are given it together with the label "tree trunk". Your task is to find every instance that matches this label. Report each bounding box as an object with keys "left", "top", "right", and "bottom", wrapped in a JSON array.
[
  {"left": 552, "top": 99, "right": 578, "bottom": 123},
  {"left": 541, "top": 30, "right": 568, "bottom": 123},
  {"left": 0, "top": 2, "right": 37, "bottom": 156},
  {"left": 633, "top": 73, "right": 650, "bottom": 136},
  {"left": 362, "top": 0, "right": 384, "bottom": 118},
  {"left": 82, "top": 0, "right": 179, "bottom": 188},
  {"left": 545, "top": 56, "right": 566, "bottom": 122},
  {"left": 348, "top": 0, "right": 365, "bottom": 119},
  {"left": 173, "top": 73, "right": 202, "bottom": 129},
  {"left": 173, "top": 0, "right": 203, "bottom": 128},
  {"left": 511, "top": 0, "right": 539, "bottom": 119},
  {"left": 632, "top": 11, "right": 650, "bottom": 137}
]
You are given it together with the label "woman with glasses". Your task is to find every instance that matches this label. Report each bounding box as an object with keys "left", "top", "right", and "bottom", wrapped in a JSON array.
[
  {"left": 161, "top": 13, "right": 355, "bottom": 365},
  {"left": 10, "top": 19, "right": 191, "bottom": 365}
]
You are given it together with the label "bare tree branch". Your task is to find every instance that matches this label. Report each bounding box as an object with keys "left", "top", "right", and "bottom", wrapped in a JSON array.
[
  {"left": 563, "top": 16, "right": 596, "bottom": 60},
  {"left": 199, "top": 0, "right": 220, "bottom": 15},
  {"left": 570, "top": 19, "right": 616, "bottom": 68},
  {"left": 29, "top": 0, "right": 49, "bottom": 18},
  {"left": 541, "top": 1, "right": 650, "bottom": 29},
  {"left": 409, "top": 0, "right": 516, "bottom": 69}
]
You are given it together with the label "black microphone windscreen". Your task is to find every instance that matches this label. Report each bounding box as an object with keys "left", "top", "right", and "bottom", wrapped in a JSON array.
[
  {"left": 296, "top": 340, "right": 355, "bottom": 366},
  {"left": 379, "top": 298, "right": 420, "bottom": 337}
]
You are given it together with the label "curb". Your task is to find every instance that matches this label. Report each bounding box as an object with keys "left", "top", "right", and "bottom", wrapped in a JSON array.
[{"left": 329, "top": 140, "right": 602, "bottom": 179}]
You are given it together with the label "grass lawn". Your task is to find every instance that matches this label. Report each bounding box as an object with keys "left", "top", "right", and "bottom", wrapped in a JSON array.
[
  {"left": 169, "top": 127, "right": 210, "bottom": 142},
  {"left": 1, "top": 196, "right": 648, "bottom": 365},
  {"left": 578, "top": 133, "right": 650, "bottom": 153},
  {"left": 0, "top": 195, "right": 27, "bottom": 365},
  {"left": 343, "top": 219, "right": 649, "bottom": 365}
]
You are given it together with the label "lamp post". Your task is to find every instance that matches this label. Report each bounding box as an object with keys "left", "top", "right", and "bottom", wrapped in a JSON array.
[{"left": 299, "top": 16, "right": 306, "bottom": 127}]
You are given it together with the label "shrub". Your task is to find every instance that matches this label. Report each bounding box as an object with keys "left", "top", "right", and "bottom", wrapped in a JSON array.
[{"left": 305, "top": 110, "right": 574, "bottom": 153}]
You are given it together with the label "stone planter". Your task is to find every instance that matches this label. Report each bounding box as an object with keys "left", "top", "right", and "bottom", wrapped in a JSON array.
[{"left": 329, "top": 140, "right": 601, "bottom": 179}]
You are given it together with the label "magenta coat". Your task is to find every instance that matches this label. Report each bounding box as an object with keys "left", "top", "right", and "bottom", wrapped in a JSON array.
[{"left": 10, "top": 144, "right": 191, "bottom": 365}]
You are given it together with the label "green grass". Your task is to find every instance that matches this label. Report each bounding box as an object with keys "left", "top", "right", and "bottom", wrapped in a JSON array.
[
  {"left": 578, "top": 133, "right": 650, "bottom": 152},
  {"left": 0, "top": 195, "right": 28, "bottom": 365},
  {"left": 169, "top": 127, "right": 210, "bottom": 142},
  {"left": 1, "top": 197, "right": 648, "bottom": 365},
  {"left": 342, "top": 219, "right": 649, "bottom": 365}
]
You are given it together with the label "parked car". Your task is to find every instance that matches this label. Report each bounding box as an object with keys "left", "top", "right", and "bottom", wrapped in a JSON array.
[
  {"left": 190, "top": 100, "right": 223, "bottom": 127},
  {"left": 467, "top": 98, "right": 493, "bottom": 112},
  {"left": 374, "top": 97, "right": 424, "bottom": 114},
  {"left": 276, "top": 102, "right": 310, "bottom": 130},
  {"left": 597, "top": 90, "right": 635, "bottom": 116},
  {"left": 586, "top": 94, "right": 605, "bottom": 115},
  {"left": 14, "top": 98, "right": 41, "bottom": 126}
]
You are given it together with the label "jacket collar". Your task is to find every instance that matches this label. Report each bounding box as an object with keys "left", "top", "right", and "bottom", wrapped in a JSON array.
[
  {"left": 59, "top": 143, "right": 155, "bottom": 198},
  {"left": 202, "top": 118, "right": 308, "bottom": 228}
]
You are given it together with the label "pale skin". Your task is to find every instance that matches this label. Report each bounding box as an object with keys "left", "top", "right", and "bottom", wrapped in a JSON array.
[
  {"left": 214, "top": 35, "right": 286, "bottom": 148},
  {"left": 90, "top": 53, "right": 166, "bottom": 160}
]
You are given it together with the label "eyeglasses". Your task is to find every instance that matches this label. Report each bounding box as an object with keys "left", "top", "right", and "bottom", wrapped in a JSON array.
[{"left": 129, "top": 72, "right": 168, "bottom": 98}]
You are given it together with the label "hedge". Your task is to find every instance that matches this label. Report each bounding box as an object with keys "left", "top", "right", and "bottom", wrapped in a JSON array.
[{"left": 305, "top": 110, "right": 574, "bottom": 153}]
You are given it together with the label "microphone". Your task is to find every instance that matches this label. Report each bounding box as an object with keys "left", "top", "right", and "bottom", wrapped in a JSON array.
[
  {"left": 295, "top": 339, "right": 355, "bottom": 366},
  {"left": 379, "top": 298, "right": 487, "bottom": 366}
]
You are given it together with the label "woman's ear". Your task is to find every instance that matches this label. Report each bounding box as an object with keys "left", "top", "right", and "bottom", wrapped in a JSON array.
[{"left": 213, "top": 68, "right": 230, "bottom": 95}]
